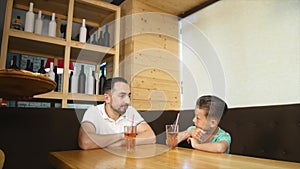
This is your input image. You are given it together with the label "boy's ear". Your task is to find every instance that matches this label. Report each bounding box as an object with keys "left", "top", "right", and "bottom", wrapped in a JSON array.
[{"left": 209, "top": 119, "right": 218, "bottom": 128}]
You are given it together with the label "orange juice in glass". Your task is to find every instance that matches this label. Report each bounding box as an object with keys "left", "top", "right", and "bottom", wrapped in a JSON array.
[
  {"left": 124, "top": 126, "right": 137, "bottom": 151},
  {"left": 166, "top": 124, "right": 179, "bottom": 149}
]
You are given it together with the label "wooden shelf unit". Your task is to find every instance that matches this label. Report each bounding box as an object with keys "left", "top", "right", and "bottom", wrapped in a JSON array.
[{"left": 0, "top": 0, "right": 120, "bottom": 108}]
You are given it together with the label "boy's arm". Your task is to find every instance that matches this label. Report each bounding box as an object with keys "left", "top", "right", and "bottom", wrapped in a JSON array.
[
  {"left": 188, "top": 138, "right": 229, "bottom": 153},
  {"left": 177, "top": 130, "right": 192, "bottom": 143}
]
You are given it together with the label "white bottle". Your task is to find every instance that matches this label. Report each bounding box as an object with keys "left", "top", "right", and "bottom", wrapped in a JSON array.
[
  {"left": 48, "top": 13, "right": 56, "bottom": 37},
  {"left": 95, "top": 72, "right": 99, "bottom": 95},
  {"left": 24, "top": 2, "right": 35, "bottom": 32},
  {"left": 71, "top": 67, "right": 78, "bottom": 93},
  {"left": 87, "top": 67, "right": 94, "bottom": 95},
  {"left": 48, "top": 62, "right": 55, "bottom": 81},
  {"left": 34, "top": 10, "right": 43, "bottom": 34},
  {"left": 79, "top": 19, "right": 87, "bottom": 42}
]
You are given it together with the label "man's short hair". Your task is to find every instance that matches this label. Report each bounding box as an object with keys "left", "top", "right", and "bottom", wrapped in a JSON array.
[{"left": 103, "top": 77, "right": 128, "bottom": 93}]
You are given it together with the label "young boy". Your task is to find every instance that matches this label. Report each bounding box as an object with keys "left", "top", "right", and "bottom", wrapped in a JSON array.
[{"left": 177, "top": 95, "right": 231, "bottom": 153}]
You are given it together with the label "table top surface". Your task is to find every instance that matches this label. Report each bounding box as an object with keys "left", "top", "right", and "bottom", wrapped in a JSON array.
[{"left": 49, "top": 144, "right": 300, "bottom": 169}]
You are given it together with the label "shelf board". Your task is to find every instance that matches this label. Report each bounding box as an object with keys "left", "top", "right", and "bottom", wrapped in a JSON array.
[
  {"left": 74, "top": 0, "right": 118, "bottom": 25},
  {"left": 67, "top": 93, "right": 104, "bottom": 102},
  {"left": 70, "top": 41, "right": 114, "bottom": 64},
  {"left": 8, "top": 29, "right": 65, "bottom": 58},
  {"left": 14, "top": 0, "right": 69, "bottom": 18},
  {"left": 34, "top": 92, "right": 63, "bottom": 99},
  {"left": 34, "top": 92, "right": 104, "bottom": 102}
]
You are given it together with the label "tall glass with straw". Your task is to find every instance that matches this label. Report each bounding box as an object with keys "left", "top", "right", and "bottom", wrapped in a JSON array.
[{"left": 166, "top": 113, "right": 180, "bottom": 149}]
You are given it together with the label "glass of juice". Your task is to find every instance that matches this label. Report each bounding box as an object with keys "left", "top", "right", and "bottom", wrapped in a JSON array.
[
  {"left": 166, "top": 124, "right": 179, "bottom": 149},
  {"left": 124, "top": 126, "right": 137, "bottom": 151}
]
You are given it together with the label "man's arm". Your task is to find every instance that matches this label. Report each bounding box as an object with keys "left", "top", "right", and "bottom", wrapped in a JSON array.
[
  {"left": 78, "top": 122, "right": 124, "bottom": 150},
  {"left": 135, "top": 122, "right": 156, "bottom": 145}
]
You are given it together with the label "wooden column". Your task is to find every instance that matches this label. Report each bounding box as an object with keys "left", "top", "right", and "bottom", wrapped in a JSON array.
[{"left": 121, "top": 0, "right": 180, "bottom": 110}]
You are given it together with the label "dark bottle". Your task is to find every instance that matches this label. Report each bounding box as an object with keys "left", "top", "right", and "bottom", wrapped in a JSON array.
[
  {"left": 37, "top": 60, "right": 46, "bottom": 74},
  {"left": 99, "top": 67, "right": 106, "bottom": 95},
  {"left": 54, "top": 66, "right": 59, "bottom": 92},
  {"left": 69, "top": 71, "right": 73, "bottom": 93},
  {"left": 78, "top": 65, "right": 86, "bottom": 94},
  {"left": 29, "top": 63, "right": 34, "bottom": 72},
  {"left": 12, "top": 16, "right": 23, "bottom": 30},
  {"left": 92, "top": 71, "right": 96, "bottom": 94},
  {"left": 25, "top": 59, "right": 31, "bottom": 71},
  {"left": 97, "top": 31, "right": 103, "bottom": 46},
  {"left": 103, "top": 26, "right": 110, "bottom": 47},
  {"left": 8, "top": 55, "right": 20, "bottom": 69},
  {"left": 91, "top": 34, "right": 97, "bottom": 45}
]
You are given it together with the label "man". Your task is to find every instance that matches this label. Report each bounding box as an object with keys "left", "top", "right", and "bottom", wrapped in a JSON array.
[{"left": 78, "top": 77, "right": 156, "bottom": 150}]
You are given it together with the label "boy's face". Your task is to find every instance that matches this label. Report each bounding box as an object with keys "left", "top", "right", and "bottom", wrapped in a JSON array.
[{"left": 193, "top": 108, "right": 209, "bottom": 130}]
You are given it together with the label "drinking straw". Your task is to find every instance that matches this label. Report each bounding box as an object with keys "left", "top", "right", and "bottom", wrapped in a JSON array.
[{"left": 174, "top": 112, "right": 180, "bottom": 132}]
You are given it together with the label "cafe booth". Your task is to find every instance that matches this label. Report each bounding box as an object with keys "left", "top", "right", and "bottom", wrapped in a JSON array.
[{"left": 0, "top": 0, "right": 299, "bottom": 168}]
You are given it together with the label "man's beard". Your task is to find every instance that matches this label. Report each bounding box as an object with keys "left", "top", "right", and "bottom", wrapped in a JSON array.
[{"left": 110, "top": 103, "right": 129, "bottom": 115}]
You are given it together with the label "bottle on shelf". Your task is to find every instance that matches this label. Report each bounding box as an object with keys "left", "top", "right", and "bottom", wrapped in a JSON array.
[
  {"left": 11, "top": 16, "right": 23, "bottom": 30},
  {"left": 24, "top": 2, "right": 35, "bottom": 32},
  {"left": 94, "top": 71, "right": 99, "bottom": 95},
  {"left": 54, "top": 66, "right": 59, "bottom": 91},
  {"left": 29, "top": 62, "right": 34, "bottom": 72},
  {"left": 25, "top": 59, "right": 31, "bottom": 71},
  {"left": 87, "top": 67, "right": 94, "bottom": 95},
  {"left": 48, "top": 13, "right": 56, "bottom": 37},
  {"left": 34, "top": 10, "right": 43, "bottom": 34},
  {"left": 68, "top": 71, "right": 73, "bottom": 92},
  {"left": 70, "top": 67, "right": 78, "bottom": 93},
  {"left": 9, "top": 55, "right": 20, "bottom": 70},
  {"left": 99, "top": 67, "right": 106, "bottom": 95},
  {"left": 78, "top": 65, "right": 86, "bottom": 94},
  {"left": 79, "top": 19, "right": 87, "bottom": 43},
  {"left": 97, "top": 30, "right": 104, "bottom": 46},
  {"left": 37, "top": 60, "right": 46, "bottom": 74},
  {"left": 103, "top": 25, "right": 110, "bottom": 47},
  {"left": 91, "top": 32, "right": 98, "bottom": 44},
  {"left": 48, "top": 62, "right": 55, "bottom": 81}
]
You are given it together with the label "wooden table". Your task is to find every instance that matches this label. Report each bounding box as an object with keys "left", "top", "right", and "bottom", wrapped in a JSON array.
[{"left": 49, "top": 144, "right": 300, "bottom": 169}]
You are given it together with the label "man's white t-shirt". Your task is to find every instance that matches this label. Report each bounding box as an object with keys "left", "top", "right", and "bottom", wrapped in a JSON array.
[{"left": 81, "top": 104, "right": 144, "bottom": 134}]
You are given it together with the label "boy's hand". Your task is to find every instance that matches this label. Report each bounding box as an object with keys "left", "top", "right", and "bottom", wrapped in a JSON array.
[
  {"left": 190, "top": 128, "right": 206, "bottom": 142},
  {"left": 187, "top": 137, "right": 198, "bottom": 148}
]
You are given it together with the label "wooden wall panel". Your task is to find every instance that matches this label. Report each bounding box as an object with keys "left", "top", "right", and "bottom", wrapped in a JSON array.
[
  {"left": 131, "top": 88, "right": 179, "bottom": 102},
  {"left": 131, "top": 99, "right": 180, "bottom": 111}
]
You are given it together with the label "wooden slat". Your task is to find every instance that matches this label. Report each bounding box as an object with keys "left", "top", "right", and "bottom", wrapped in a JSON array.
[
  {"left": 132, "top": 99, "right": 180, "bottom": 110},
  {"left": 131, "top": 76, "right": 180, "bottom": 92},
  {"left": 131, "top": 87, "right": 179, "bottom": 102}
]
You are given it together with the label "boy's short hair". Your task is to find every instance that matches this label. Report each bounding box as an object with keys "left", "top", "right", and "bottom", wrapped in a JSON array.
[
  {"left": 103, "top": 77, "right": 128, "bottom": 93},
  {"left": 196, "top": 95, "right": 228, "bottom": 120}
]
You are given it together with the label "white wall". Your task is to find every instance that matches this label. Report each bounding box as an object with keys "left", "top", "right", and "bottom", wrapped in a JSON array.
[{"left": 180, "top": 0, "right": 300, "bottom": 108}]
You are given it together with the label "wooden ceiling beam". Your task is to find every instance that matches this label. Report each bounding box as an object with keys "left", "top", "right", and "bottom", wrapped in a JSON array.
[{"left": 178, "top": 0, "right": 220, "bottom": 18}]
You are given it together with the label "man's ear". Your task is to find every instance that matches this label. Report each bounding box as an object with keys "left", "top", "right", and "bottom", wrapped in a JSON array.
[{"left": 104, "top": 93, "right": 110, "bottom": 103}]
